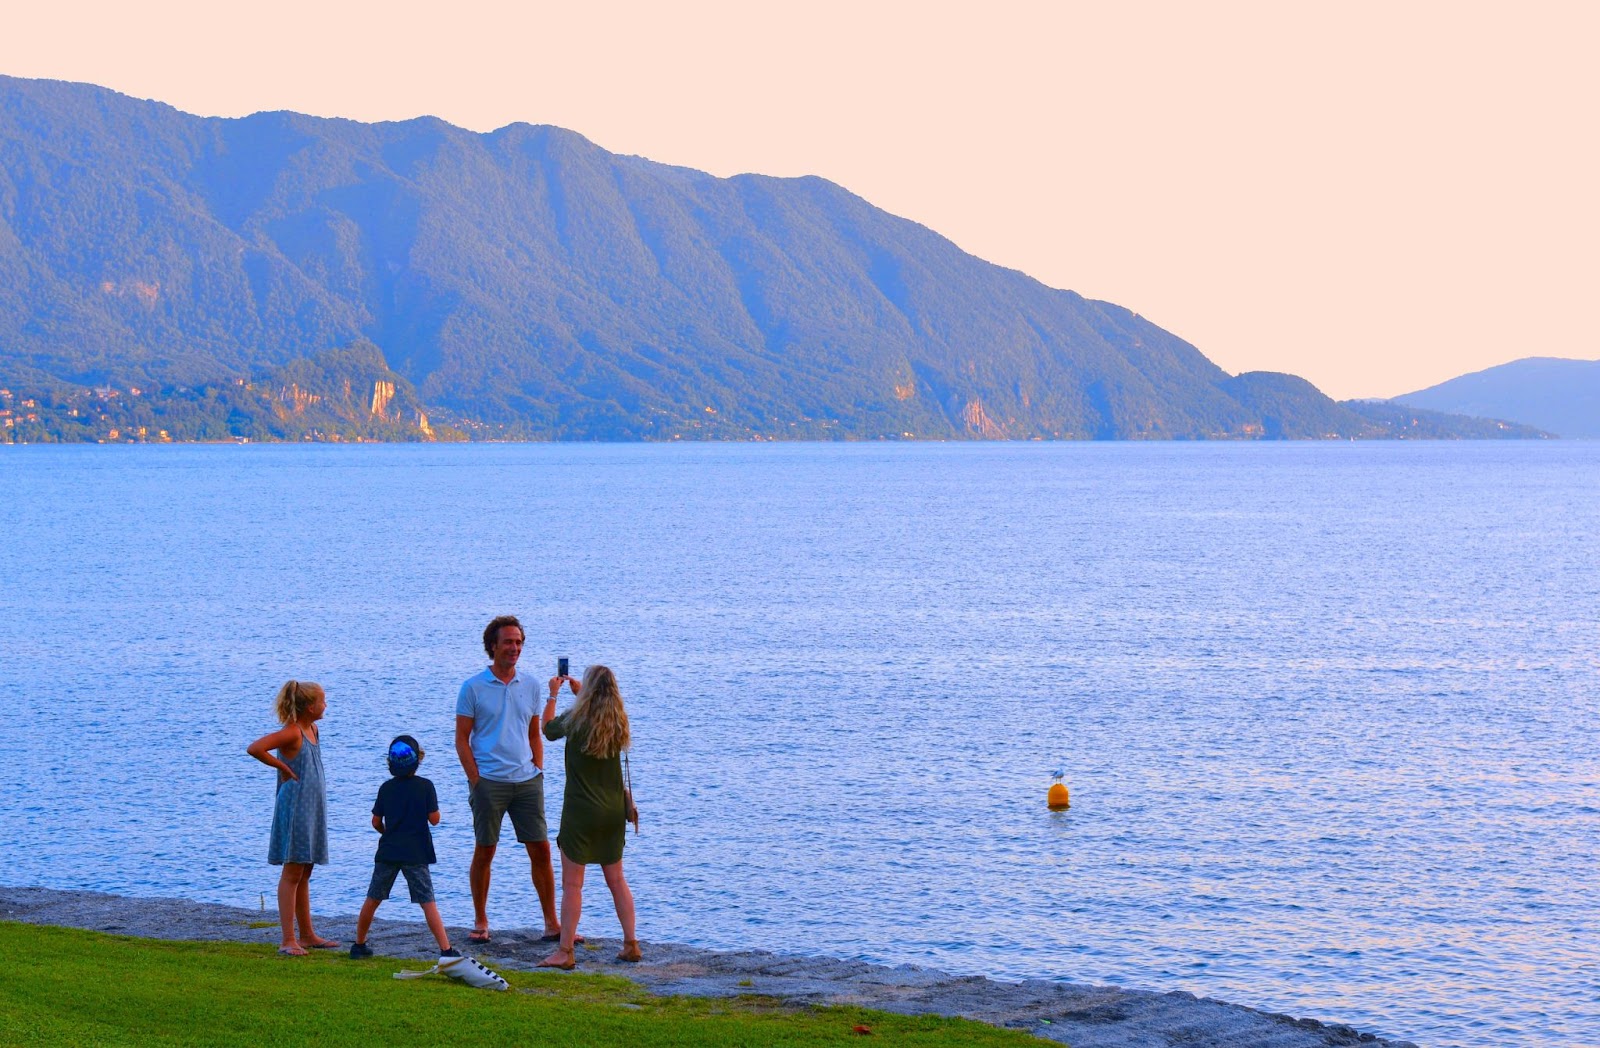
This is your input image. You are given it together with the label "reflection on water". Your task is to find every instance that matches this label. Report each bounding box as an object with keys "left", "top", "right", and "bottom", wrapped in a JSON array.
[{"left": 0, "top": 441, "right": 1596, "bottom": 1047}]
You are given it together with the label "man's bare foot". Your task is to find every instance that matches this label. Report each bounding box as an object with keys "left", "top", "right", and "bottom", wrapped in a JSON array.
[{"left": 537, "top": 947, "right": 576, "bottom": 970}]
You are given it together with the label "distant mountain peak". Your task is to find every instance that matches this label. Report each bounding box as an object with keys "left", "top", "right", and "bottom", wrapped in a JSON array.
[{"left": 1394, "top": 356, "right": 1599, "bottom": 437}]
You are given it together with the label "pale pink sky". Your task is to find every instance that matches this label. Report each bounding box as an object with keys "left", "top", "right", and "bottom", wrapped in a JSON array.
[{"left": 5, "top": 1, "right": 1596, "bottom": 398}]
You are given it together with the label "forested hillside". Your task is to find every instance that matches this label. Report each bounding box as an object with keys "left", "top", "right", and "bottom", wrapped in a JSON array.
[{"left": 0, "top": 76, "right": 1544, "bottom": 442}]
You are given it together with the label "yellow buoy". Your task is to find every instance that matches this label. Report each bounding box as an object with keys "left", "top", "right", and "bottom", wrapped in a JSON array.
[{"left": 1047, "top": 782, "right": 1070, "bottom": 810}]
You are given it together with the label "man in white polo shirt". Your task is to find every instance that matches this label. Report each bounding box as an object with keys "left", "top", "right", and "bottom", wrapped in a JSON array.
[{"left": 455, "top": 614, "right": 564, "bottom": 944}]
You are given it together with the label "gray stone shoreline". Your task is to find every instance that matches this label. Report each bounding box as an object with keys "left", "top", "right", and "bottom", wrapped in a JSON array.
[{"left": 1, "top": 885, "right": 1416, "bottom": 1048}]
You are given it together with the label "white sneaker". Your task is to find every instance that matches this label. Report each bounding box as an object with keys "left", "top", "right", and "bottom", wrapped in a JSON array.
[{"left": 439, "top": 951, "right": 509, "bottom": 991}]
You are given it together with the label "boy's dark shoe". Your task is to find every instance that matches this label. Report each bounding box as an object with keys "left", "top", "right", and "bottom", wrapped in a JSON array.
[
  {"left": 440, "top": 947, "right": 461, "bottom": 958},
  {"left": 349, "top": 942, "right": 374, "bottom": 960}
]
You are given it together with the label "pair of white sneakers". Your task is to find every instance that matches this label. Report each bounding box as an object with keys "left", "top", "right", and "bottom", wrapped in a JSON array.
[{"left": 393, "top": 948, "right": 509, "bottom": 991}]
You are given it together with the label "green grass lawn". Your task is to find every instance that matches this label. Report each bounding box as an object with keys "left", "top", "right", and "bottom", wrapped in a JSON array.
[{"left": 0, "top": 922, "right": 1042, "bottom": 1047}]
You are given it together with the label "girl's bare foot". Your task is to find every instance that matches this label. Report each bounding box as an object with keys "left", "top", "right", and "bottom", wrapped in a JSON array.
[
  {"left": 537, "top": 947, "right": 576, "bottom": 970},
  {"left": 615, "top": 939, "right": 642, "bottom": 963},
  {"left": 277, "top": 943, "right": 308, "bottom": 956}
]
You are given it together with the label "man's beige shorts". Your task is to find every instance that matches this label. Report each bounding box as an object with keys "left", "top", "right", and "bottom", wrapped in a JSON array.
[{"left": 468, "top": 776, "right": 548, "bottom": 847}]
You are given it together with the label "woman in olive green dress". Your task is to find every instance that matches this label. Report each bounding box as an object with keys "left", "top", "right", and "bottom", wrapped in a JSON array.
[{"left": 537, "top": 664, "right": 640, "bottom": 969}]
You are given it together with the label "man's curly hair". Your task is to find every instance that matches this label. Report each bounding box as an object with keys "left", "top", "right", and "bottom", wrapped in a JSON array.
[{"left": 482, "top": 615, "right": 524, "bottom": 657}]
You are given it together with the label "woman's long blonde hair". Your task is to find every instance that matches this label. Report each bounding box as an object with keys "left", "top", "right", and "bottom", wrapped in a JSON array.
[
  {"left": 273, "top": 679, "right": 324, "bottom": 725},
  {"left": 567, "top": 665, "right": 630, "bottom": 758}
]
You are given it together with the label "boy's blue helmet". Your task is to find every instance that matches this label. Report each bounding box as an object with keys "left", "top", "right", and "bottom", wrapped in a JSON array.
[{"left": 387, "top": 735, "right": 421, "bottom": 777}]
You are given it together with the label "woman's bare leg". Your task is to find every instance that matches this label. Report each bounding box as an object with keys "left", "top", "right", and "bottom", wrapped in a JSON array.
[
  {"left": 601, "top": 860, "right": 637, "bottom": 944},
  {"left": 539, "top": 851, "right": 585, "bottom": 966}
]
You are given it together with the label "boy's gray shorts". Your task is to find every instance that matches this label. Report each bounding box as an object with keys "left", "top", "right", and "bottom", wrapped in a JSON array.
[
  {"left": 366, "top": 861, "right": 435, "bottom": 904},
  {"left": 468, "top": 775, "right": 548, "bottom": 847}
]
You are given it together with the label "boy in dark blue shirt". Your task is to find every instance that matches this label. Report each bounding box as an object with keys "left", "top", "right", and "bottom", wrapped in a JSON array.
[{"left": 350, "top": 736, "right": 457, "bottom": 960}]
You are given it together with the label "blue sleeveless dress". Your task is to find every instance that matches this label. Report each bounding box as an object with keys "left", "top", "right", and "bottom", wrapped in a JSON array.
[{"left": 267, "top": 727, "right": 329, "bottom": 865}]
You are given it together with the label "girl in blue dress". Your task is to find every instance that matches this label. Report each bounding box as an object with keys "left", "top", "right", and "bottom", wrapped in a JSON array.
[{"left": 247, "top": 679, "right": 337, "bottom": 956}]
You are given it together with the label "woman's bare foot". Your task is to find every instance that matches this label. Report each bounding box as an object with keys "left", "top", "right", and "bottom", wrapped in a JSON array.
[
  {"left": 540, "top": 929, "right": 585, "bottom": 944},
  {"left": 615, "top": 939, "right": 642, "bottom": 963},
  {"left": 537, "top": 947, "right": 576, "bottom": 970},
  {"left": 277, "top": 943, "right": 308, "bottom": 956}
]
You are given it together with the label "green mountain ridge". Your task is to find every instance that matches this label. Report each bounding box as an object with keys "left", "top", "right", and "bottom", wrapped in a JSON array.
[{"left": 0, "top": 75, "right": 1547, "bottom": 442}]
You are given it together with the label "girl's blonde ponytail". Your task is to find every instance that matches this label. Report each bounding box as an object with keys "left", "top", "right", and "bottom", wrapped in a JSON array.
[{"left": 273, "top": 679, "right": 322, "bottom": 724}]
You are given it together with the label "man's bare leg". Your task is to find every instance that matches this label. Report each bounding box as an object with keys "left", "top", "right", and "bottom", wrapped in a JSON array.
[
  {"left": 470, "top": 844, "right": 496, "bottom": 937},
  {"left": 527, "top": 840, "right": 560, "bottom": 938}
]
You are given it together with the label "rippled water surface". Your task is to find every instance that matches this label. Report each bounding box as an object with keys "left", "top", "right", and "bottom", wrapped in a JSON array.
[{"left": 2, "top": 442, "right": 1596, "bottom": 1046}]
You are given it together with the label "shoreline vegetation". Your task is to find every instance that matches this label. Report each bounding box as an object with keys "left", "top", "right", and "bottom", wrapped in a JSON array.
[
  {"left": 0, "top": 369, "right": 1550, "bottom": 445},
  {"left": 1, "top": 886, "right": 1415, "bottom": 1048}
]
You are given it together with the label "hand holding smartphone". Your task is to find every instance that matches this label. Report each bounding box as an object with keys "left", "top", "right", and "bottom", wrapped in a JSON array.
[{"left": 547, "top": 657, "right": 571, "bottom": 702}]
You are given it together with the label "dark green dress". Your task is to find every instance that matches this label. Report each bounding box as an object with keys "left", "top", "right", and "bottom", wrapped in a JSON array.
[{"left": 543, "top": 713, "right": 627, "bottom": 865}]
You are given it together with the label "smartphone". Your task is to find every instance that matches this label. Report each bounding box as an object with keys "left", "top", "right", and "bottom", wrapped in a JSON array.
[{"left": 557, "top": 656, "right": 570, "bottom": 678}]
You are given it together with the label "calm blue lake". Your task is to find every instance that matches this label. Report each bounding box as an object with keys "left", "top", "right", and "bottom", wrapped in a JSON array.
[{"left": 1, "top": 442, "right": 1596, "bottom": 1046}]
